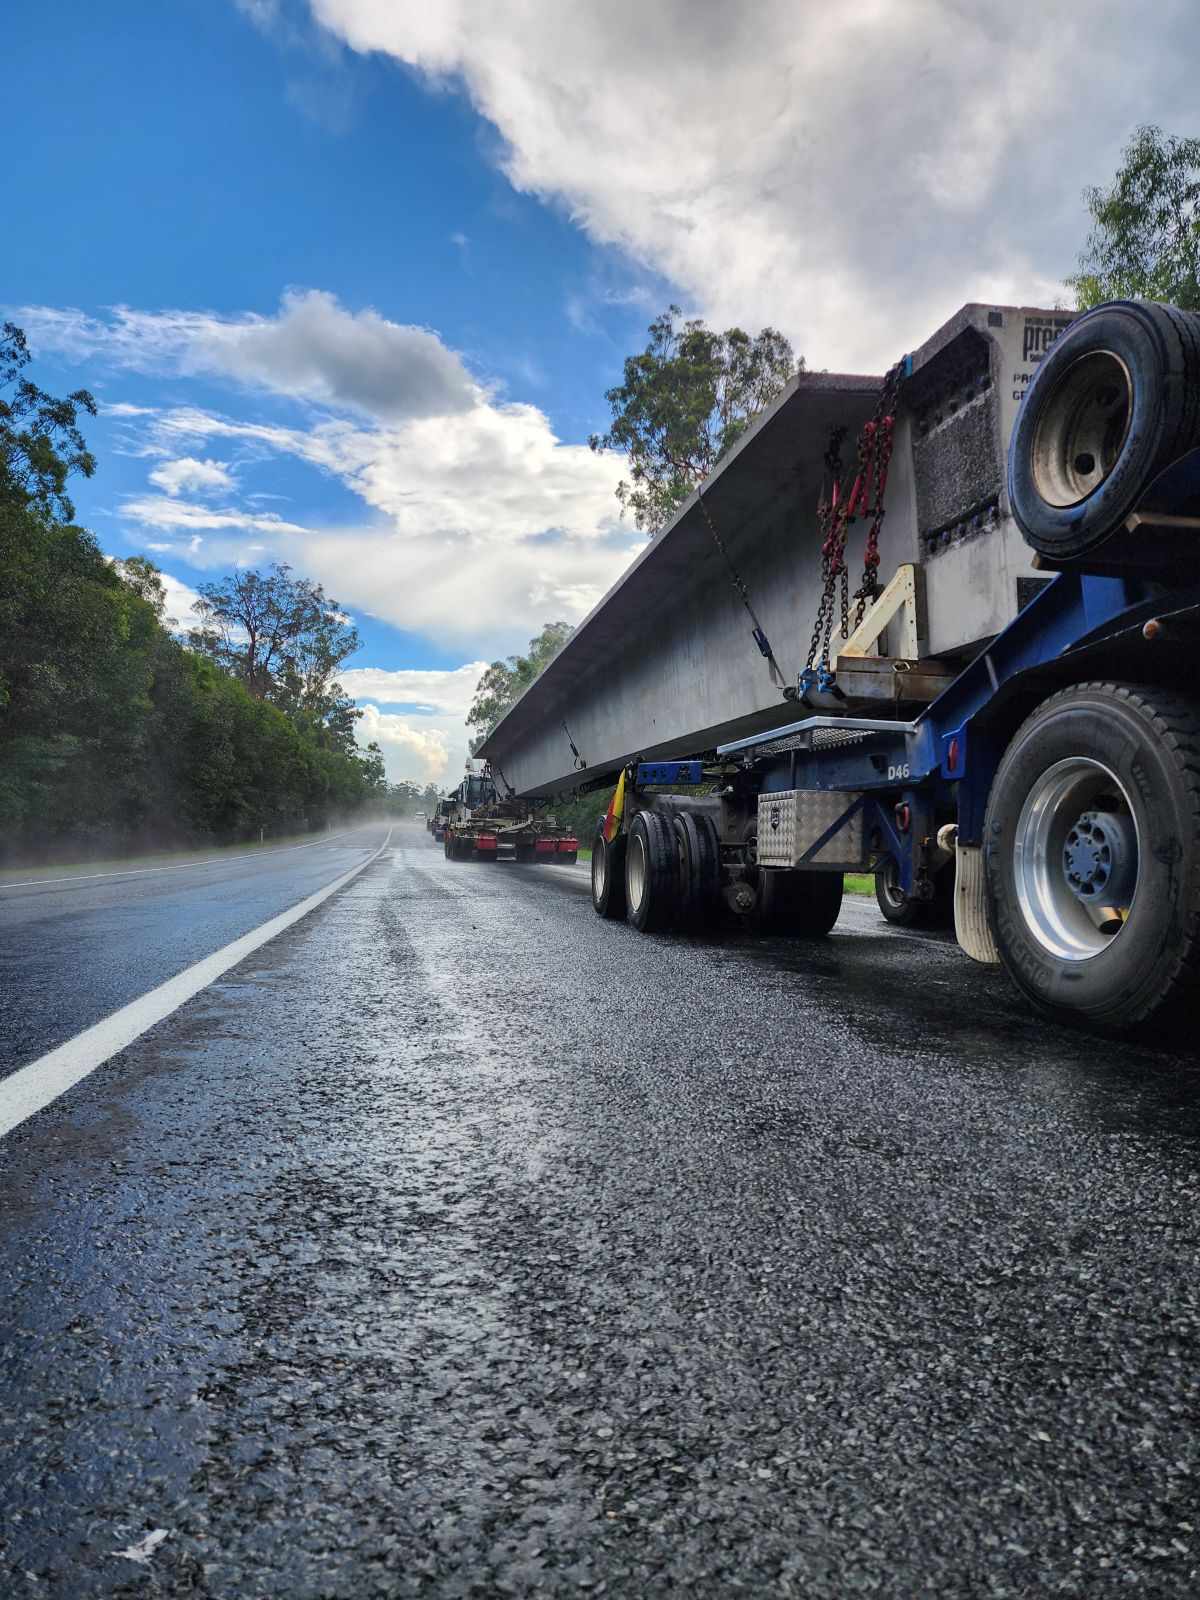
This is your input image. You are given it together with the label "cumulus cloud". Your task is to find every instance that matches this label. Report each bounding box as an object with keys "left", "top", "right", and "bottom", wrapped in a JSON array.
[
  {"left": 354, "top": 702, "right": 454, "bottom": 784},
  {"left": 114, "top": 392, "right": 633, "bottom": 643},
  {"left": 339, "top": 661, "right": 488, "bottom": 717},
  {"left": 307, "top": 0, "right": 1199, "bottom": 369},
  {"left": 148, "top": 457, "right": 236, "bottom": 497},
  {"left": 24, "top": 281, "right": 634, "bottom": 646},
  {"left": 157, "top": 570, "right": 206, "bottom": 631},
  {"left": 17, "top": 289, "right": 479, "bottom": 420}
]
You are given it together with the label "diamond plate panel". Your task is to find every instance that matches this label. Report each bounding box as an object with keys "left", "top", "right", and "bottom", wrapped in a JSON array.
[{"left": 757, "top": 789, "right": 867, "bottom": 868}]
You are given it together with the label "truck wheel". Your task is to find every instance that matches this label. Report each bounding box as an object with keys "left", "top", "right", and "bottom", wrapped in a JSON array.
[
  {"left": 625, "top": 810, "right": 676, "bottom": 933},
  {"left": 673, "top": 812, "right": 720, "bottom": 928},
  {"left": 591, "top": 825, "right": 627, "bottom": 919},
  {"left": 984, "top": 682, "right": 1200, "bottom": 1032},
  {"left": 874, "top": 860, "right": 928, "bottom": 927},
  {"left": 1009, "top": 300, "right": 1200, "bottom": 564},
  {"left": 759, "top": 869, "right": 843, "bottom": 936}
]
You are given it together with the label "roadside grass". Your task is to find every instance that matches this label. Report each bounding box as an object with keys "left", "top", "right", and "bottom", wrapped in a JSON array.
[
  {"left": 576, "top": 847, "right": 592, "bottom": 863},
  {"left": 0, "top": 825, "right": 360, "bottom": 886}
]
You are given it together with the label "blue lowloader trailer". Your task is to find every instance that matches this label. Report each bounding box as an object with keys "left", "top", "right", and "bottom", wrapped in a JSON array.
[{"left": 480, "top": 299, "right": 1200, "bottom": 1034}]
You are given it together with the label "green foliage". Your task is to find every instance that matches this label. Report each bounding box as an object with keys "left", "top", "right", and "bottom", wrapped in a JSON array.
[
  {"left": 1069, "top": 125, "right": 1200, "bottom": 311},
  {"left": 381, "top": 779, "right": 443, "bottom": 817},
  {"left": 0, "top": 325, "right": 386, "bottom": 862},
  {"left": 188, "top": 562, "right": 362, "bottom": 748},
  {"left": 0, "top": 322, "right": 97, "bottom": 522},
  {"left": 545, "top": 787, "right": 607, "bottom": 845},
  {"left": 466, "top": 621, "right": 574, "bottom": 749},
  {"left": 588, "top": 305, "right": 800, "bottom": 533}
]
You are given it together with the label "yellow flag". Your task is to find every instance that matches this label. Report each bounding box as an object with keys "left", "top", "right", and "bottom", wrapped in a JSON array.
[{"left": 602, "top": 770, "right": 626, "bottom": 843}]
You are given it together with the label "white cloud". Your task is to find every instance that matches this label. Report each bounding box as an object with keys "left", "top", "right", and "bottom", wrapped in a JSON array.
[
  {"left": 340, "top": 661, "right": 488, "bottom": 717},
  {"left": 104, "top": 401, "right": 157, "bottom": 417},
  {"left": 17, "top": 289, "right": 479, "bottom": 420},
  {"left": 355, "top": 702, "right": 455, "bottom": 784},
  {"left": 307, "top": 0, "right": 1199, "bottom": 370},
  {"left": 158, "top": 570, "right": 206, "bottom": 631},
  {"left": 25, "top": 280, "right": 636, "bottom": 647},
  {"left": 120, "top": 494, "right": 311, "bottom": 537},
  {"left": 113, "top": 392, "right": 633, "bottom": 644},
  {"left": 148, "top": 457, "right": 236, "bottom": 497}
]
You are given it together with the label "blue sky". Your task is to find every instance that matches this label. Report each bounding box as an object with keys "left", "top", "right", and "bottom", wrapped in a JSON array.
[{"left": 7, "top": 0, "right": 1198, "bottom": 782}]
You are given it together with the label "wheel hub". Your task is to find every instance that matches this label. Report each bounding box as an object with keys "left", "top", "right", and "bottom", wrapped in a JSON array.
[
  {"left": 1062, "top": 808, "right": 1136, "bottom": 903},
  {"left": 1013, "top": 756, "right": 1140, "bottom": 962},
  {"left": 1030, "top": 349, "right": 1132, "bottom": 508}
]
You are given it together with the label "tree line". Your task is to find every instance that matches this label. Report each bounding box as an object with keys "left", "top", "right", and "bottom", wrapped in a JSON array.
[{"left": 0, "top": 322, "right": 386, "bottom": 863}]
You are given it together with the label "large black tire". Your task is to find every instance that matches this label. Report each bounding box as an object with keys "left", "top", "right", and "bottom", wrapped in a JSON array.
[
  {"left": 984, "top": 682, "right": 1200, "bottom": 1032},
  {"left": 591, "top": 825, "right": 627, "bottom": 919},
  {"left": 625, "top": 810, "right": 677, "bottom": 933},
  {"left": 758, "top": 869, "right": 844, "bottom": 936},
  {"left": 673, "top": 812, "right": 720, "bottom": 929},
  {"left": 875, "top": 859, "right": 928, "bottom": 927},
  {"left": 1008, "top": 300, "right": 1200, "bottom": 565}
]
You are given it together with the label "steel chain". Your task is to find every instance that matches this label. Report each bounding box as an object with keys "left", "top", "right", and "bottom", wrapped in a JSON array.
[{"left": 802, "top": 361, "right": 906, "bottom": 689}]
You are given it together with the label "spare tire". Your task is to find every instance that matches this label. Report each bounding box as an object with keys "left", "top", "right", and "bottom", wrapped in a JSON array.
[{"left": 1008, "top": 299, "right": 1200, "bottom": 565}]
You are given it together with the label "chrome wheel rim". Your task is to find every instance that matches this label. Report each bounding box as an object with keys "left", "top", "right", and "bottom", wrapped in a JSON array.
[
  {"left": 627, "top": 831, "right": 647, "bottom": 910},
  {"left": 1013, "top": 757, "right": 1139, "bottom": 961},
  {"left": 1031, "top": 350, "right": 1132, "bottom": 508}
]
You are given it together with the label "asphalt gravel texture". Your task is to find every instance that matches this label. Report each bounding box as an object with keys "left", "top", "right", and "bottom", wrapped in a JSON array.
[{"left": 1, "top": 823, "right": 1198, "bottom": 1597}]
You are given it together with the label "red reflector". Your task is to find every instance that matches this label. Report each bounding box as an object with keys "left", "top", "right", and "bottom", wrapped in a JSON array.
[
  {"left": 534, "top": 839, "right": 557, "bottom": 852},
  {"left": 558, "top": 838, "right": 578, "bottom": 852},
  {"left": 476, "top": 835, "right": 497, "bottom": 849},
  {"left": 947, "top": 736, "right": 961, "bottom": 772}
]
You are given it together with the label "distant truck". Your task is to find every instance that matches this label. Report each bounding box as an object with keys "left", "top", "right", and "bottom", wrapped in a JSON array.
[
  {"left": 430, "top": 799, "right": 454, "bottom": 843},
  {"left": 442, "top": 768, "right": 578, "bottom": 865},
  {"left": 479, "top": 299, "right": 1200, "bottom": 1034}
]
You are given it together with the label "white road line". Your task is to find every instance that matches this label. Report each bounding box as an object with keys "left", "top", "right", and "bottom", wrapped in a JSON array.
[
  {"left": 0, "top": 829, "right": 392, "bottom": 1140},
  {"left": 0, "top": 827, "right": 370, "bottom": 892}
]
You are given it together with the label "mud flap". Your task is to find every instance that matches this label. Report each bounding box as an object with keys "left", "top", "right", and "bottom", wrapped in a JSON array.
[{"left": 954, "top": 844, "right": 1000, "bottom": 965}]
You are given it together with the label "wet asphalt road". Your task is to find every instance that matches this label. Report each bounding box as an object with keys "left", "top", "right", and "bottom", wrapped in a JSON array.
[
  {"left": 1, "top": 824, "right": 1199, "bottom": 1596},
  {"left": 0, "top": 827, "right": 388, "bottom": 1076}
]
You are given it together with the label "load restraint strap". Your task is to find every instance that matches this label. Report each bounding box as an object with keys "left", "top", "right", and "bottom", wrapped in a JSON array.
[{"left": 695, "top": 489, "right": 796, "bottom": 702}]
